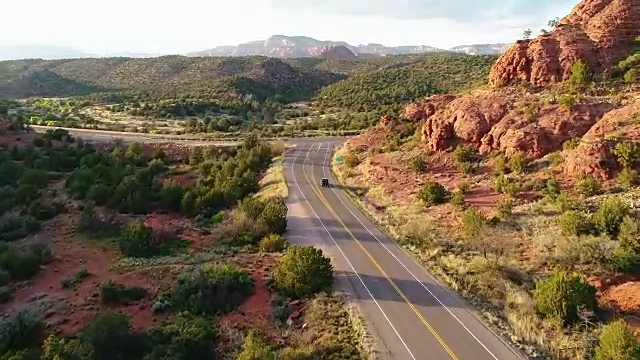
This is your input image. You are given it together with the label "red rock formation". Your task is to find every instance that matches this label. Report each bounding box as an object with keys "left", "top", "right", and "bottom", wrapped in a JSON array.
[
  {"left": 403, "top": 94, "right": 457, "bottom": 122},
  {"left": 420, "top": 89, "right": 612, "bottom": 158},
  {"left": 564, "top": 100, "right": 640, "bottom": 179},
  {"left": 489, "top": 0, "right": 640, "bottom": 87}
]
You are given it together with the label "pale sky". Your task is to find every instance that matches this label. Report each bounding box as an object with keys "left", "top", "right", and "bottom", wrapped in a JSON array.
[{"left": 2, "top": 0, "right": 579, "bottom": 54}]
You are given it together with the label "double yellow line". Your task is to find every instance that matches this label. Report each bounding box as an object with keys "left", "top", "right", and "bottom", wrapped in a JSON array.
[{"left": 300, "top": 147, "right": 459, "bottom": 360}]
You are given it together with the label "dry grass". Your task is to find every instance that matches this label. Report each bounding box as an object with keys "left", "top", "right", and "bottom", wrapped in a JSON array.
[{"left": 255, "top": 155, "right": 288, "bottom": 200}]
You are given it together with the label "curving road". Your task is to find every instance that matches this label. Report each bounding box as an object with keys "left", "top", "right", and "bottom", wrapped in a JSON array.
[{"left": 284, "top": 140, "right": 524, "bottom": 360}]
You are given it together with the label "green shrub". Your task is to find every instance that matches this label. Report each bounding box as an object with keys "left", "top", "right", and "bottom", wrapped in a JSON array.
[
  {"left": 100, "top": 280, "right": 147, "bottom": 305},
  {"left": 278, "top": 346, "right": 317, "bottom": 360},
  {"left": 533, "top": 271, "right": 597, "bottom": 325},
  {"left": 0, "top": 286, "right": 13, "bottom": 303},
  {"left": 493, "top": 154, "right": 507, "bottom": 174},
  {"left": 578, "top": 176, "right": 602, "bottom": 196},
  {"left": 417, "top": 180, "right": 450, "bottom": 206},
  {"left": 210, "top": 211, "right": 225, "bottom": 225},
  {"left": 594, "top": 197, "right": 630, "bottom": 236},
  {"left": 609, "top": 246, "right": 636, "bottom": 273},
  {"left": 273, "top": 245, "right": 333, "bottom": 298},
  {"left": 453, "top": 144, "right": 477, "bottom": 164},
  {"left": 456, "top": 181, "right": 470, "bottom": 194},
  {"left": 86, "top": 184, "right": 111, "bottom": 206},
  {"left": 562, "top": 138, "right": 581, "bottom": 150},
  {"left": 617, "top": 167, "right": 639, "bottom": 189},
  {"left": 461, "top": 207, "right": 488, "bottom": 237},
  {"left": 457, "top": 161, "right": 476, "bottom": 174},
  {"left": 172, "top": 263, "right": 254, "bottom": 316},
  {"left": 450, "top": 191, "right": 466, "bottom": 208},
  {"left": 509, "top": 151, "right": 529, "bottom": 174},
  {"left": 236, "top": 330, "right": 274, "bottom": 360},
  {"left": 259, "top": 197, "right": 288, "bottom": 235},
  {"left": 624, "top": 68, "right": 638, "bottom": 84},
  {"left": 259, "top": 234, "right": 286, "bottom": 252},
  {"left": 505, "top": 182, "right": 522, "bottom": 198},
  {"left": 542, "top": 177, "right": 561, "bottom": 198},
  {"left": 619, "top": 216, "right": 640, "bottom": 250},
  {"left": 613, "top": 141, "right": 640, "bottom": 168},
  {"left": 409, "top": 156, "right": 426, "bottom": 173},
  {"left": 594, "top": 320, "right": 640, "bottom": 360},
  {"left": 118, "top": 221, "right": 154, "bottom": 258},
  {"left": 497, "top": 199, "right": 513, "bottom": 220},
  {"left": 146, "top": 316, "right": 216, "bottom": 360},
  {"left": 569, "top": 60, "right": 590, "bottom": 86},
  {"left": 557, "top": 210, "right": 591, "bottom": 236},
  {"left": 559, "top": 94, "right": 577, "bottom": 109},
  {"left": 77, "top": 312, "right": 147, "bottom": 360},
  {"left": 493, "top": 174, "right": 509, "bottom": 194},
  {"left": 555, "top": 192, "right": 580, "bottom": 212}
]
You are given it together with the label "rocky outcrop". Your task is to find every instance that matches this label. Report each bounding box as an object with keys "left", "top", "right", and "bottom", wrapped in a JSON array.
[
  {"left": 403, "top": 94, "right": 457, "bottom": 122},
  {"left": 488, "top": 0, "right": 640, "bottom": 87},
  {"left": 313, "top": 45, "right": 358, "bottom": 59},
  {"left": 420, "top": 89, "right": 612, "bottom": 158},
  {"left": 564, "top": 100, "right": 640, "bottom": 179}
]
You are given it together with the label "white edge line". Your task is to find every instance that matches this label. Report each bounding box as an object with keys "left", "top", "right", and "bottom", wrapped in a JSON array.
[
  {"left": 288, "top": 143, "right": 416, "bottom": 360},
  {"left": 321, "top": 144, "right": 509, "bottom": 360}
]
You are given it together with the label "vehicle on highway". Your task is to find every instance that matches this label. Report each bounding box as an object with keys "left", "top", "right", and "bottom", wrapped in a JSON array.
[{"left": 321, "top": 178, "right": 330, "bottom": 187}]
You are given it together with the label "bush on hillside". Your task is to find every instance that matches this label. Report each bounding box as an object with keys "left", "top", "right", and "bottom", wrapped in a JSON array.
[
  {"left": 118, "top": 221, "right": 155, "bottom": 258},
  {"left": 236, "top": 330, "right": 274, "bottom": 360},
  {"left": 533, "top": 271, "right": 597, "bottom": 325},
  {"left": 619, "top": 216, "right": 640, "bottom": 250},
  {"left": 259, "top": 234, "right": 287, "bottom": 253},
  {"left": 557, "top": 210, "right": 591, "bottom": 236},
  {"left": 145, "top": 316, "right": 216, "bottom": 360},
  {"left": 100, "top": 280, "right": 148, "bottom": 305},
  {"left": 578, "top": 176, "right": 602, "bottom": 197},
  {"left": 273, "top": 245, "right": 333, "bottom": 298},
  {"left": 594, "top": 197, "right": 630, "bottom": 236},
  {"left": 417, "top": 180, "right": 450, "bottom": 207},
  {"left": 594, "top": 319, "right": 640, "bottom": 360},
  {"left": 508, "top": 151, "right": 529, "bottom": 174}
]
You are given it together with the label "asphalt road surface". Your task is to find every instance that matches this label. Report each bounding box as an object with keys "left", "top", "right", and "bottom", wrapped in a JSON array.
[{"left": 284, "top": 140, "right": 524, "bottom": 360}]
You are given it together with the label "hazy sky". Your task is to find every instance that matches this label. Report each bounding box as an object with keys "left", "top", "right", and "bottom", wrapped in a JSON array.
[{"left": 2, "top": 0, "right": 579, "bottom": 54}]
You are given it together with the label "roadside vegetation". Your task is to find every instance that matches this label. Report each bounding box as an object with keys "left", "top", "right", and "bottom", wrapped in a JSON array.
[{"left": 0, "top": 117, "right": 366, "bottom": 359}]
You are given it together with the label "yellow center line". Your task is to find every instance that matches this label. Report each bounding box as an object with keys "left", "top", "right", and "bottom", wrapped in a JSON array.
[{"left": 301, "top": 148, "right": 459, "bottom": 360}]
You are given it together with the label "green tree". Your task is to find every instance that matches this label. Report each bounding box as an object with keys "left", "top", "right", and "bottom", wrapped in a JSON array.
[
  {"left": 273, "top": 245, "right": 333, "bottom": 298},
  {"left": 118, "top": 221, "right": 154, "bottom": 258},
  {"left": 417, "top": 180, "right": 450, "bottom": 206},
  {"left": 569, "top": 60, "right": 590, "bottom": 86},
  {"left": 594, "top": 197, "right": 630, "bottom": 236},
  {"left": 235, "top": 330, "right": 274, "bottom": 360}
]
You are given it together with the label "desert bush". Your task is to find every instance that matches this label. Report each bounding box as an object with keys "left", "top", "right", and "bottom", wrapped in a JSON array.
[
  {"left": 118, "top": 221, "right": 155, "bottom": 258},
  {"left": 457, "top": 161, "right": 476, "bottom": 174},
  {"left": 278, "top": 346, "right": 317, "bottom": 359},
  {"left": 609, "top": 246, "right": 636, "bottom": 273},
  {"left": 77, "top": 312, "right": 147, "bottom": 360},
  {"left": 505, "top": 182, "right": 522, "bottom": 198},
  {"left": 493, "top": 174, "right": 509, "bottom": 194},
  {"left": 496, "top": 199, "right": 513, "bottom": 220},
  {"left": 344, "top": 153, "right": 360, "bottom": 168},
  {"left": 569, "top": 60, "right": 590, "bottom": 86},
  {"left": 542, "top": 177, "right": 561, "bottom": 198},
  {"left": 85, "top": 184, "right": 112, "bottom": 206},
  {"left": 493, "top": 154, "right": 507, "bottom": 174},
  {"left": 417, "top": 180, "right": 450, "bottom": 206},
  {"left": 210, "top": 211, "right": 225, "bottom": 225},
  {"left": 456, "top": 181, "right": 470, "bottom": 194},
  {"left": 100, "top": 280, "right": 147, "bottom": 305},
  {"left": 555, "top": 192, "right": 581, "bottom": 212},
  {"left": 259, "top": 234, "right": 286, "bottom": 252},
  {"left": 593, "top": 197, "right": 630, "bottom": 236},
  {"left": 409, "top": 156, "right": 426, "bottom": 173},
  {"left": 0, "top": 243, "right": 47, "bottom": 281},
  {"left": 61, "top": 268, "right": 91, "bottom": 289},
  {"left": 562, "top": 138, "right": 581, "bottom": 150},
  {"left": 259, "top": 197, "right": 288, "bottom": 235},
  {"left": 0, "top": 311, "right": 43, "bottom": 356},
  {"left": 533, "top": 271, "right": 597, "bottom": 325},
  {"left": 450, "top": 191, "right": 466, "bottom": 208},
  {"left": 236, "top": 330, "right": 274, "bottom": 360},
  {"left": 0, "top": 286, "right": 12, "bottom": 304},
  {"left": 594, "top": 319, "right": 640, "bottom": 360},
  {"left": 77, "top": 201, "right": 120, "bottom": 235},
  {"left": 273, "top": 245, "right": 333, "bottom": 298},
  {"left": 557, "top": 210, "right": 591, "bottom": 236},
  {"left": 460, "top": 207, "right": 488, "bottom": 237},
  {"left": 613, "top": 141, "right": 640, "bottom": 169},
  {"left": 624, "top": 68, "right": 638, "bottom": 84},
  {"left": 509, "top": 151, "right": 529, "bottom": 174},
  {"left": 578, "top": 176, "right": 602, "bottom": 196},
  {"left": 559, "top": 94, "right": 577, "bottom": 109},
  {"left": 172, "top": 263, "right": 253, "bottom": 316},
  {"left": 617, "top": 167, "right": 639, "bottom": 189},
  {"left": 145, "top": 316, "right": 216, "bottom": 360},
  {"left": 453, "top": 144, "right": 477, "bottom": 164},
  {"left": 619, "top": 216, "right": 640, "bottom": 250}
]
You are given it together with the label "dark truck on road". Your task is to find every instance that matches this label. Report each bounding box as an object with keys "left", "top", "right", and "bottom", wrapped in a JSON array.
[{"left": 321, "top": 178, "right": 329, "bottom": 187}]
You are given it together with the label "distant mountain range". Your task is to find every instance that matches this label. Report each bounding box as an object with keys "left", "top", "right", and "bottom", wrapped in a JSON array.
[
  {"left": 0, "top": 36, "right": 510, "bottom": 61},
  {"left": 188, "top": 35, "right": 510, "bottom": 58}
]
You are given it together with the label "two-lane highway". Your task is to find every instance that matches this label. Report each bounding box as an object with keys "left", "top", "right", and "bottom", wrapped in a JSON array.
[{"left": 284, "top": 141, "right": 524, "bottom": 359}]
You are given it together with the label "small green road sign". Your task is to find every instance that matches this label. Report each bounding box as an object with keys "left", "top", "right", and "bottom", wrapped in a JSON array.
[{"left": 335, "top": 157, "right": 344, "bottom": 163}]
